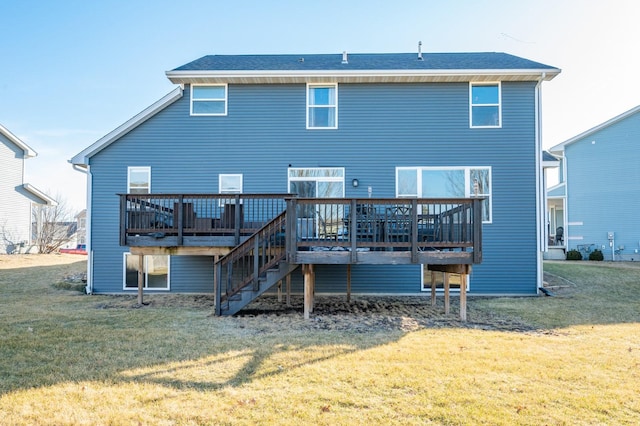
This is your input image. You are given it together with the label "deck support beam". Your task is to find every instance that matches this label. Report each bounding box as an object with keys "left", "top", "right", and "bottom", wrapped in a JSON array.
[
  {"left": 137, "top": 254, "right": 144, "bottom": 305},
  {"left": 346, "top": 264, "right": 352, "bottom": 302},
  {"left": 303, "top": 264, "right": 315, "bottom": 319},
  {"left": 427, "top": 264, "right": 472, "bottom": 322}
]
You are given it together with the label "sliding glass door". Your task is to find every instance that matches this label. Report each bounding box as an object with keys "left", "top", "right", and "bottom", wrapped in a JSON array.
[{"left": 288, "top": 168, "right": 345, "bottom": 238}]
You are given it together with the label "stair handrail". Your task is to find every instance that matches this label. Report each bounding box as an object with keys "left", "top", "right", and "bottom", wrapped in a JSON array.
[{"left": 215, "top": 211, "right": 287, "bottom": 315}]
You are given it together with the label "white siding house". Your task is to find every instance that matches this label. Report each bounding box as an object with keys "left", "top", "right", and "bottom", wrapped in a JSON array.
[{"left": 0, "top": 124, "right": 57, "bottom": 254}]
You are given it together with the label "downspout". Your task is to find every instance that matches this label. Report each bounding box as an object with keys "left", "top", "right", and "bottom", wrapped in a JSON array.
[
  {"left": 535, "top": 73, "right": 546, "bottom": 294},
  {"left": 72, "top": 163, "right": 93, "bottom": 294}
]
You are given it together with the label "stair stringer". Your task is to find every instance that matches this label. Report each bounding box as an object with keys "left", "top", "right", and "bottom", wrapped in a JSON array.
[{"left": 220, "top": 261, "right": 299, "bottom": 316}]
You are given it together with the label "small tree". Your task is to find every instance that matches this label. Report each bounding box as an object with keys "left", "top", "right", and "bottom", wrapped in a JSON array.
[{"left": 32, "top": 194, "right": 76, "bottom": 254}]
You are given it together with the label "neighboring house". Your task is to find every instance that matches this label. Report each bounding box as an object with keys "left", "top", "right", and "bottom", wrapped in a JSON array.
[
  {"left": 71, "top": 51, "right": 560, "bottom": 307},
  {"left": 548, "top": 105, "right": 640, "bottom": 261},
  {"left": 76, "top": 209, "right": 87, "bottom": 249},
  {"left": 59, "top": 209, "right": 88, "bottom": 254},
  {"left": 0, "top": 124, "right": 57, "bottom": 254}
]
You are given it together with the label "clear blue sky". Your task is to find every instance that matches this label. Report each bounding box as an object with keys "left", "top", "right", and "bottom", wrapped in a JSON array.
[{"left": 1, "top": 0, "right": 638, "bottom": 212}]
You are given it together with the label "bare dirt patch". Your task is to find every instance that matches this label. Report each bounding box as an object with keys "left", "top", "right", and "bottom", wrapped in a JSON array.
[
  {"left": 90, "top": 292, "right": 539, "bottom": 334},
  {"left": 10, "top": 254, "right": 627, "bottom": 334}
]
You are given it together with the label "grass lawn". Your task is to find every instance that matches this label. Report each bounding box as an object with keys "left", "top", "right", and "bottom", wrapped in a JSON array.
[{"left": 1, "top": 255, "right": 639, "bottom": 425}]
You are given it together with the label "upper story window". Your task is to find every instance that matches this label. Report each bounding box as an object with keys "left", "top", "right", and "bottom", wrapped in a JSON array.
[
  {"left": 470, "top": 82, "right": 501, "bottom": 128},
  {"left": 307, "top": 84, "right": 337, "bottom": 129},
  {"left": 191, "top": 84, "right": 227, "bottom": 116},
  {"left": 128, "top": 166, "right": 150, "bottom": 194}
]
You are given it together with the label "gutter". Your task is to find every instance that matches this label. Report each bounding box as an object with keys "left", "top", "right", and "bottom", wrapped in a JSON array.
[
  {"left": 535, "top": 72, "right": 546, "bottom": 295},
  {"left": 71, "top": 163, "right": 93, "bottom": 294},
  {"left": 166, "top": 68, "right": 561, "bottom": 84}
]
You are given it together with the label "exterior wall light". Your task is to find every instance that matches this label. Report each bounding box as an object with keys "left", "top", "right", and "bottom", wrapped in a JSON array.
[{"left": 352, "top": 178, "right": 359, "bottom": 187}]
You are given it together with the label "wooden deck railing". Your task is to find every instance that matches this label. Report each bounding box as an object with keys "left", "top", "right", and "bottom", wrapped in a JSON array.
[
  {"left": 285, "top": 197, "right": 483, "bottom": 264},
  {"left": 119, "top": 193, "right": 288, "bottom": 246},
  {"left": 119, "top": 194, "right": 482, "bottom": 264}
]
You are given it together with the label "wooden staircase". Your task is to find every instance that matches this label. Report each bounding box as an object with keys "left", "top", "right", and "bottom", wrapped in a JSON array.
[{"left": 215, "top": 211, "right": 298, "bottom": 316}]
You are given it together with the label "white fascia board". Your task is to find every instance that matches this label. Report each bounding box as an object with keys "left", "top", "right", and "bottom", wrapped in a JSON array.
[
  {"left": 0, "top": 123, "right": 37, "bottom": 158},
  {"left": 23, "top": 183, "right": 58, "bottom": 206},
  {"left": 166, "top": 68, "right": 560, "bottom": 84},
  {"left": 549, "top": 104, "right": 640, "bottom": 152},
  {"left": 70, "top": 87, "right": 183, "bottom": 165}
]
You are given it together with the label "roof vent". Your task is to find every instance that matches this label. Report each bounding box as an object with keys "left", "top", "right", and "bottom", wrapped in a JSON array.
[
  {"left": 418, "top": 41, "right": 423, "bottom": 60},
  {"left": 342, "top": 51, "right": 348, "bottom": 64}
]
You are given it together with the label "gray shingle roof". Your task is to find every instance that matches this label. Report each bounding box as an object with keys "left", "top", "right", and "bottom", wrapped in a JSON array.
[{"left": 172, "top": 52, "right": 557, "bottom": 72}]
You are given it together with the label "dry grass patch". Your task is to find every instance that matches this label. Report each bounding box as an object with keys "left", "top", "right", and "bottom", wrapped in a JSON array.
[{"left": 1, "top": 254, "right": 639, "bottom": 424}]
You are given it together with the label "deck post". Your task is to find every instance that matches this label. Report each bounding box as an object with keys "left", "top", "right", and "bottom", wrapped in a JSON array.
[
  {"left": 303, "top": 264, "right": 315, "bottom": 319},
  {"left": 411, "top": 198, "right": 418, "bottom": 262},
  {"left": 430, "top": 270, "right": 437, "bottom": 306},
  {"left": 473, "top": 198, "right": 483, "bottom": 263},
  {"left": 119, "top": 195, "right": 126, "bottom": 246},
  {"left": 277, "top": 280, "right": 283, "bottom": 302},
  {"left": 350, "top": 199, "right": 357, "bottom": 263},
  {"left": 234, "top": 194, "right": 241, "bottom": 246},
  {"left": 214, "top": 260, "right": 222, "bottom": 316},
  {"left": 176, "top": 195, "right": 184, "bottom": 246},
  {"left": 444, "top": 272, "right": 450, "bottom": 315},
  {"left": 347, "top": 264, "right": 352, "bottom": 303},
  {"left": 286, "top": 274, "right": 291, "bottom": 306},
  {"left": 137, "top": 254, "right": 144, "bottom": 305},
  {"left": 460, "top": 273, "right": 467, "bottom": 321}
]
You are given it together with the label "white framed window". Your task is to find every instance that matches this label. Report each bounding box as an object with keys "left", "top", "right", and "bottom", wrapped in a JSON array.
[
  {"left": 307, "top": 83, "right": 337, "bottom": 129},
  {"left": 288, "top": 167, "right": 345, "bottom": 198},
  {"left": 396, "top": 166, "right": 492, "bottom": 223},
  {"left": 421, "top": 269, "right": 469, "bottom": 293},
  {"left": 191, "top": 84, "right": 227, "bottom": 116},
  {"left": 128, "top": 166, "right": 151, "bottom": 194},
  {"left": 123, "top": 253, "right": 170, "bottom": 290},
  {"left": 219, "top": 174, "right": 243, "bottom": 206},
  {"left": 288, "top": 168, "right": 345, "bottom": 238},
  {"left": 470, "top": 82, "right": 501, "bottom": 128},
  {"left": 219, "top": 174, "right": 243, "bottom": 194}
]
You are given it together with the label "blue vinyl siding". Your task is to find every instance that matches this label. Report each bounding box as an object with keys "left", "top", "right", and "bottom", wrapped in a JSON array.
[
  {"left": 564, "top": 112, "right": 640, "bottom": 260},
  {"left": 89, "top": 81, "right": 539, "bottom": 295}
]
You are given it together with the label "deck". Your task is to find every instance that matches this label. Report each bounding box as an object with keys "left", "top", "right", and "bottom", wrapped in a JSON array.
[{"left": 119, "top": 194, "right": 483, "bottom": 319}]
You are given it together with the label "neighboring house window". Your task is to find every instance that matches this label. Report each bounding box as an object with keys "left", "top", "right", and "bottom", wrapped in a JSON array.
[
  {"left": 396, "top": 166, "right": 492, "bottom": 223},
  {"left": 307, "top": 84, "right": 337, "bottom": 129},
  {"left": 78, "top": 218, "right": 86, "bottom": 229},
  {"left": 123, "top": 253, "right": 170, "bottom": 290},
  {"left": 128, "top": 167, "right": 151, "bottom": 194},
  {"left": 191, "top": 84, "right": 227, "bottom": 116},
  {"left": 470, "top": 82, "right": 501, "bottom": 128}
]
